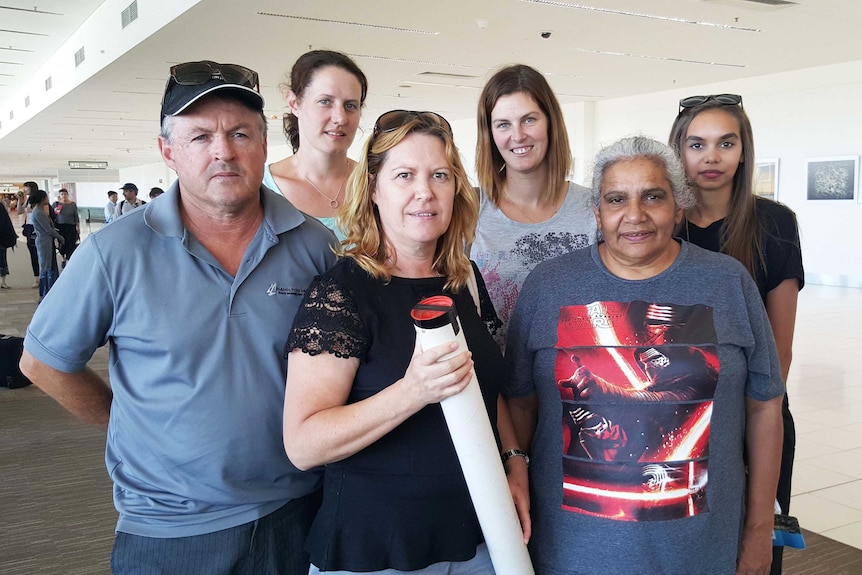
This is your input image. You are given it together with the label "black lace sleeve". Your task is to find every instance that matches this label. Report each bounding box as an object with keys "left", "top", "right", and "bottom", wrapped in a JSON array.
[{"left": 286, "top": 275, "right": 367, "bottom": 360}]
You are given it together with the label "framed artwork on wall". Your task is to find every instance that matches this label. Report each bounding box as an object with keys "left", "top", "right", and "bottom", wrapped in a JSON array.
[
  {"left": 806, "top": 156, "right": 858, "bottom": 201},
  {"left": 754, "top": 158, "right": 779, "bottom": 200}
]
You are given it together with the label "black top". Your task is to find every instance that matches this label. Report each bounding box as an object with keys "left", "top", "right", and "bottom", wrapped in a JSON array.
[
  {"left": 0, "top": 203, "right": 17, "bottom": 248},
  {"left": 682, "top": 197, "right": 804, "bottom": 303},
  {"left": 287, "top": 258, "right": 505, "bottom": 571}
]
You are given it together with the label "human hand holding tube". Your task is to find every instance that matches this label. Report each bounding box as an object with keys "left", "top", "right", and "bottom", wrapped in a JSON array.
[{"left": 399, "top": 338, "right": 474, "bottom": 408}]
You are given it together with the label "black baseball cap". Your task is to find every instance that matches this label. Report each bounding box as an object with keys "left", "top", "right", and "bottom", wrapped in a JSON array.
[
  {"left": 120, "top": 183, "right": 138, "bottom": 192},
  {"left": 160, "top": 61, "right": 263, "bottom": 122}
]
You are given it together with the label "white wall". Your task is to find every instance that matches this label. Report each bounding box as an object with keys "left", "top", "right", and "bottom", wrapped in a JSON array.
[
  {"left": 118, "top": 161, "right": 177, "bottom": 198},
  {"left": 74, "top": 181, "right": 122, "bottom": 212}
]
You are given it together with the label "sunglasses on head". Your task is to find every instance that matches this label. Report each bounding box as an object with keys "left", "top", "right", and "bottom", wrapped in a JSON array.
[
  {"left": 372, "top": 110, "right": 452, "bottom": 137},
  {"left": 678, "top": 94, "right": 742, "bottom": 114},
  {"left": 168, "top": 61, "right": 260, "bottom": 91}
]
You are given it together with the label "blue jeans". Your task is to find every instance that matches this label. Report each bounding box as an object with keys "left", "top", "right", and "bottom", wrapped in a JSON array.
[
  {"left": 38, "top": 270, "right": 57, "bottom": 301},
  {"left": 111, "top": 491, "right": 321, "bottom": 575}
]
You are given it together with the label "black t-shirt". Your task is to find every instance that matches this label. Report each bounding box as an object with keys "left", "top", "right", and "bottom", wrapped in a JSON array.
[
  {"left": 287, "top": 257, "right": 504, "bottom": 571},
  {"left": 681, "top": 197, "right": 804, "bottom": 303}
]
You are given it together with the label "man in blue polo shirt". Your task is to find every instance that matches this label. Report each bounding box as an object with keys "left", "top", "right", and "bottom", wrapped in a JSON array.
[{"left": 21, "top": 61, "right": 337, "bottom": 574}]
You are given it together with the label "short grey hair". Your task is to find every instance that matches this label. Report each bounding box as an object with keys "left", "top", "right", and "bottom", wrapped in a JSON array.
[
  {"left": 590, "top": 136, "right": 695, "bottom": 210},
  {"left": 159, "top": 95, "right": 268, "bottom": 144}
]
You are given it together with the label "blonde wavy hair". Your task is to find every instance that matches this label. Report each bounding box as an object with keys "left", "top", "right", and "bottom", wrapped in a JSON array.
[{"left": 337, "top": 113, "right": 479, "bottom": 291}]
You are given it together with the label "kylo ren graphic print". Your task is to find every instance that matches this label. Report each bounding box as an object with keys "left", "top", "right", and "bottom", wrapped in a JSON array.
[{"left": 555, "top": 300, "right": 718, "bottom": 522}]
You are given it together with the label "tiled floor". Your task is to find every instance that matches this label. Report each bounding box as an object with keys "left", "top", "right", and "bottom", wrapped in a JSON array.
[{"left": 787, "top": 284, "right": 862, "bottom": 550}]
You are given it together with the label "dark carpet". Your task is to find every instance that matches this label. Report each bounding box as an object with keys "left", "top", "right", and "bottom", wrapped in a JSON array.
[{"left": 784, "top": 529, "right": 862, "bottom": 575}]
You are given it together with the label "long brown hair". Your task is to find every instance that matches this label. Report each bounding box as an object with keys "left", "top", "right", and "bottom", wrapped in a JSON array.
[
  {"left": 669, "top": 101, "right": 762, "bottom": 276},
  {"left": 476, "top": 64, "right": 571, "bottom": 207},
  {"left": 281, "top": 50, "right": 368, "bottom": 153},
  {"left": 338, "top": 114, "right": 478, "bottom": 291}
]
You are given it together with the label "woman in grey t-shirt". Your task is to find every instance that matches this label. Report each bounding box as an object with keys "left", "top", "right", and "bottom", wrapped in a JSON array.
[{"left": 471, "top": 64, "right": 596, "bottom": 351}]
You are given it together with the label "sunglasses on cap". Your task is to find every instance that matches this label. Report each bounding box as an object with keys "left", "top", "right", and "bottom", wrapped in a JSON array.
[
  {"left": 168, "top": 61, "right": 259, "bottom": 91},
  {"left": 678, "top": 94, "right": 742, "bottom": 114},
  {"left": 372, "top": 110, "right": 452, "bottom": 137}
]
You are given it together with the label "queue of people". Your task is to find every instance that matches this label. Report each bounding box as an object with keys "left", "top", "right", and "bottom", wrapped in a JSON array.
[{"left": 17, "top": 52, "right": 800, "bottom": 575}]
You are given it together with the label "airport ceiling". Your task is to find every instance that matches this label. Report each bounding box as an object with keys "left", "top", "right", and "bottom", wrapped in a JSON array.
[{"left": 0, "top": 0, "right": 859, "bottom": 181}]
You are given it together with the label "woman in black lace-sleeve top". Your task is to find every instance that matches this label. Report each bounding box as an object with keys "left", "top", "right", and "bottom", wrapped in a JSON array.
[{"left": 283, "top": 110, "right": 528, "bottom": 574}]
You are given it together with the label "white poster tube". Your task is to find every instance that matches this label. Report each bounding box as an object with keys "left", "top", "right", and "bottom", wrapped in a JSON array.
[{"left": 412, "top": 296, "right": 534, "bottom": 575}]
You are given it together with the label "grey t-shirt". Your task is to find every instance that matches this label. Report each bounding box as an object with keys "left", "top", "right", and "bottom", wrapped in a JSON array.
[
  {"left": 470, "top": 182, "right": 596, "bottom": 351},
  {"left": 505, "top": 241, "right": 783, "bottom": 575}
]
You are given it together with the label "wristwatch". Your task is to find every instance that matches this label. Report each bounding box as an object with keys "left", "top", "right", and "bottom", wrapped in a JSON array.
[{"left": 501, "top": 448, "right": 530, "bottom": 467}]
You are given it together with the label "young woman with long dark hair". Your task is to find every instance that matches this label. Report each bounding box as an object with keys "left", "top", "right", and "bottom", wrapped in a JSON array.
[{"left": 670, "top": 94, "right": 803, "bottom": 575}]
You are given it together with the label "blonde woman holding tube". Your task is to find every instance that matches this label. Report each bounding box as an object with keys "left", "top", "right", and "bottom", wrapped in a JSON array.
[{"left": 284, "top": 110, "right": 529, "bottom": 574}]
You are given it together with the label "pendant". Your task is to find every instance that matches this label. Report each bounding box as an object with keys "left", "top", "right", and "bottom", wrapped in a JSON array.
[{"left": 329, "top": 199, "right": 339, "bottom": 208}]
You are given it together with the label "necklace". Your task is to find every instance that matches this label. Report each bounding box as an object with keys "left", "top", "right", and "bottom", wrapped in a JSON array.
[
  {"left": 297, "top": 160, "right": 349, "bottom": 209},
  {"left": 503, "top": 191, "right": 557, "bottom": 224}
]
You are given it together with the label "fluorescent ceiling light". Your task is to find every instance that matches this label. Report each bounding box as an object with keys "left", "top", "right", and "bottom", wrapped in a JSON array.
[
  {"left": 572, "top": 47, "right": 745, "bottom": 68},
  {"left": 399, "top": 80, "right": 481, "bottom": 90},
  {"left": 520, "top": 0, "right": 762, "bottom": 32},
  {"left": 348, "top": 53, "right": 487, "bottom": 69},
  {"left": 258, "top": 13, "right": 438, "bottom": 35}
]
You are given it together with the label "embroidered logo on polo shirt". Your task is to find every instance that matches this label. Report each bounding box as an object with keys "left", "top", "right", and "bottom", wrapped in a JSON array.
[{"left": 266, "top": 283, "right": 304, "bottom": 297}]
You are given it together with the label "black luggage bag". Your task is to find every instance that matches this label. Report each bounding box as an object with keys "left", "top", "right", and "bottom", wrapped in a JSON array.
[{"left": 0, "top": 335, "right": 32, "bottom": 389}]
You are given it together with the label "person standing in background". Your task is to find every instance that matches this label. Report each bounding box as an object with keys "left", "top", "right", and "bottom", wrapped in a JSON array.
[
  {"left": 15, "top": 191, "right": 27, "bottom": 226},
  {"left": 104, "top": 190, "right": 118, "bottom": 224},
  {"left": 52, "top": 188, "right": 79, "bottom": 266},
  {"left": 263, "top": 50, "right": 368, "bottom": 240},
  {"left": 21, "top": 182, "right": 41, "bottom": 288},
  {"left": 0, "top": 200, "right": 17, "bottom": 288},
  {"left": 28, "top": 190, "right": 64, "bottom": 301},
  {"left": 471, "top": 64, "right": 596, "bottom": 351},
  {"left": 118, "top": 183, "right": 146, "bottom": 215}
]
